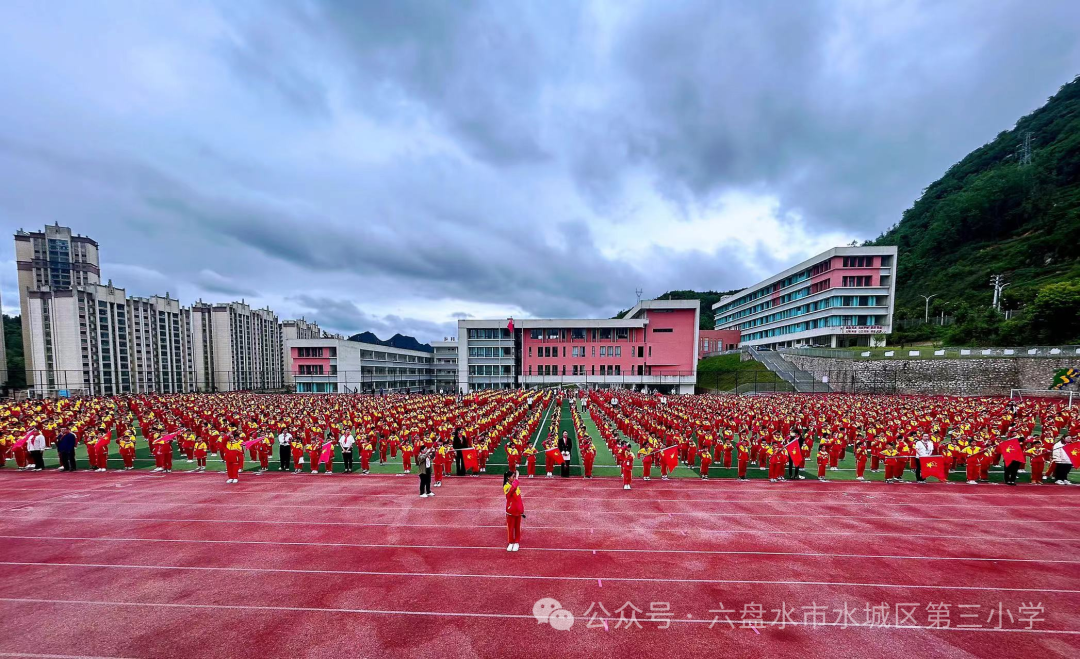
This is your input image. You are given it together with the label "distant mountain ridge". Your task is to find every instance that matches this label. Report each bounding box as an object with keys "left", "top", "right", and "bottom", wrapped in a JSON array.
[{"left": 347, "top": 331, "right": 433, "bottom": 353}]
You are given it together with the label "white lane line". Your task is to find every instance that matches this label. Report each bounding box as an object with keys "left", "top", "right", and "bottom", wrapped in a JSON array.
[
  {"left": 2, "top": 518, "right": 1078, "bottom": 543},
  {"left": 1, "top": 535, "right": 1077, "bottom": 561},
  {"left": 2, "top": 501, "right": 1069, "bottom": 524},
  {"left": 2, "top": 598, "right": 1078, "bottom": 635},
  {"left": 3, "top": 561, "right": 1077, "bottom": 594}
]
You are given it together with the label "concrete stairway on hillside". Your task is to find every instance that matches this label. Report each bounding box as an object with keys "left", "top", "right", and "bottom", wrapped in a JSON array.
[{"left": 750, "top": 349, "right": 832, "bottom": 393}]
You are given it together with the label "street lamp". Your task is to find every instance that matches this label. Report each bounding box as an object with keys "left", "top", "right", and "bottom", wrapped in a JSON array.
[{"left": 919, "top": 294, "right": 937, "bottom": 323}]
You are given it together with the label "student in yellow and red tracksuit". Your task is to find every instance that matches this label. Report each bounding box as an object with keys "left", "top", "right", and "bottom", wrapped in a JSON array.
[
  {"left": 640, "top": 446, "right": 653, "bottom": 481},
  {"left": 152, "top": 434, "right": 173, "bottom": 473},
  {"left": 581, "top": 440, "right": 596, "bottom": 478},
  {"left": 307, "top": 438, "right": 322, "bottom": 475},
  {"left": 962, "top": 443, "right": 982, "bottom": 485},
  {"left": 686, "top": 440, "right": 697, "bottom": 469},
  {"left": 256, "top": 436, "right": 271, "bottom": 473},
  {"left": 816, "top": 446, "right": 830, "bottom": 481},
  {"left": 699, "top": 446, "right": 712, "bottom": 480},
  {"left": 722, "top": 440, "right": 733, "bottom": 468},
  {"left": 523, "top": 445, "right": 537, "bottom": 478},
  {"left": 620, "top": 443, "right": 635, "bottom": 490},
  {"left": 224, "top": 434, "right": 243, "bottom": 484},
  {"left": 881, "top": 442, "right": 900, "bottom": 483},
  {"left": 854, "top": 442, "right": 868, "bottom": 481},
  {"left": 504, "top": 470, "right": 524, "bottom": 552},
  {"left": 1027, "top": 441, "right": 1045, "bottom": 484},
  {"left": 193, "top": 438, "right": 209, "bottom": 472},
  {"left": 118, "top": 434, "right": 136, "bottom": 470},
  {"left": 359, "top": 438, "right": 373, "bottom": 475},
  {"left": 400, "top": 441, "right": 413, "bottom": 474},
  {"left": 737, "top": 439, "right": 750, "bottom": 480},
  {"left": 291, "top": 437, "right": 305, "bottom": 474}
]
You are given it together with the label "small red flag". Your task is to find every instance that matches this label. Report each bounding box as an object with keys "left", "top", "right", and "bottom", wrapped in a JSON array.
[
  {"left": 461, "top": 447, "right": 478, "bottom": 471},
  {"left": 661, "top": 445, "right": 679, "bottom": 472},
  {"left": 242, "top": 437, "right": 261, "bottom": 450},
  {"left": 159, "top": 431, "right": 181, "bottom": 444},
  {"left": 919, "top": 456, "right": 947, "bottom": 482},
  {"left": 1065, "top": 442, "right": 1080, "bottom": 468},
  {"left": 785, "top": 438, "right": 805, "bottom": 468},
  {"left": 545, "top": 447, "right": 565, "bottom": 465},
  {"left": 507, "top": 317, "right": 515, "bottom": 334},
  {"left": 998, "top": 438, "right": 1025, "bottom": 465}
]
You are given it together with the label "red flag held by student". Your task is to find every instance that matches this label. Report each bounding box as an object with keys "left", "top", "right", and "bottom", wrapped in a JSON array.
[
  {"left": 661, "top": 445, "right": 679, "bottom": 472},
  {"left": 318, "top": 441, "right": 334, "bottom": 465},
  {"left": 998, "top": 438, "right": 1025, "bottom": 465},
  {"left": 461, "top": 447, "right": 478, "bottom": 472},
  {"left": 13, "top": 430, "right": 34, "bottom": 451},
  {"left": 919, "top": 456, "right": 947, "bottom": 482},
  {"left": 785, "top": 438, "right": 804, "bottom": 467},
  {"left": 242, "top": 437, "right": 261, "bottom": 450},
  {"left": 159, "top": 431, "right": 181, "bottom": 444},
  {"left": 507, "top": 317, "right": 515, "bottom": 334},
  {"left": 545, "top": 447, "right": 564, "bottom": 465},
  {"left": 1065, "top": 442, "right": 1080, "bottom": 468}
]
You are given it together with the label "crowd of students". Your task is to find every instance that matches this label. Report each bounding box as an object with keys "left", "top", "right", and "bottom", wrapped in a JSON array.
[
  {"left": 1, "top": 390, "right": 1077, "bottom": 487},
  {"left": 583, "top": 390, "right": 1080, "bottom": 486}
]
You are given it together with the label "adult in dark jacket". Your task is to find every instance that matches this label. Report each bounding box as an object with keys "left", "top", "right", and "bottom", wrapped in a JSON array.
[
  {"left": 452, "top": 428, "right": 467, "bottom": 476},
  {"left": 558, "top": 430, "right": 573, "bottom": 478},
  {"left": 56, "top": 427, "right": 78, "bottom": 472}
]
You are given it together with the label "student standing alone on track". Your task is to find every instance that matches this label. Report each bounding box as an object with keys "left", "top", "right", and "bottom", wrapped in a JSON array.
[{"left": 504, "top": 468, "right": 524, "bottom": 551}]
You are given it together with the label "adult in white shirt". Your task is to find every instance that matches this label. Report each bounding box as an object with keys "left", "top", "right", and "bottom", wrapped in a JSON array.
[
  {"left": 339, "top": 430, "right": 356, "bottom": 474},
  {"left": 277, "top": 430, "right": 294, "bottom": 472},
  {"left": 27, "top": 431, "right": 46, "bottom": 471},
  {"left": 1052, "top": 437, "right": 1075, "bottom": 485},
  {"left": 913, "top": 433, "right": 935, "bottom": 483}
]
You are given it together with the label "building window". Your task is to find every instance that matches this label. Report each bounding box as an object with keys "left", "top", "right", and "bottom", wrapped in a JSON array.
[
  {"left": 600, "top": 347, "right": 606, "bottom": 357},
  {"left": 653, "top": 328, "right": 673, "bottom": 334},
  {"left": 615, "top": 347, "right": 621, "bottom": 357}
]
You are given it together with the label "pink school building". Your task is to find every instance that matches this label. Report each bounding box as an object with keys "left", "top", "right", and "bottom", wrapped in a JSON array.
[
  {"left": 457, "top": 299, "right": 700, "bottom": 394},
  {"left": 713, "top": 246, "right": 898, "bottom": 349}
]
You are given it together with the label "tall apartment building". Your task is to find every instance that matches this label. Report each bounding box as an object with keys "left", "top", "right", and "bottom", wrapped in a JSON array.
[
  {"left": 430, "top": 337, "right": 459, "bottom": 393},
  {"left": 24, "top": 281, "right": 132, "bottom": 396},
  {"left": 128, "top": 293, "right": 194, "bottom": 393},
  {"left": 191, "top": 301, "right": 283, "bottom": 392},
  {"left": 14, "top": 225, "right": 100, "bottom": 386},
  {"left": 713, "top": 246, "right": 898, "bottom": 348}
]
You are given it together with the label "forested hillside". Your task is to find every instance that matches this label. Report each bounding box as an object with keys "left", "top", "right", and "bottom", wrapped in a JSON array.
[{"left": 869, "top": 75, "right": 1080, "bottom": 345}]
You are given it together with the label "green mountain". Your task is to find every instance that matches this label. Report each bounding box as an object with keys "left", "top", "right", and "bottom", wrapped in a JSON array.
[
  {"left": 616, "top": 290, "right": 741, "bottom": 329},
  {"left": 869, "top": 75, "right": 1080, "bottom": 345}
]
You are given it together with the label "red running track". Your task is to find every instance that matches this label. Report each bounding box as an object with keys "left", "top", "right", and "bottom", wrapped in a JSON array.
[{"left": 0, "top": 471, "right": 1079, "bottom": 658}]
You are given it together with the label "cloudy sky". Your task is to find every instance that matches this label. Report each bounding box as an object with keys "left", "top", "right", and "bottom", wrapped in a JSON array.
[{"left": 1, "top": 1, "right": 1078, "bottom": 342}]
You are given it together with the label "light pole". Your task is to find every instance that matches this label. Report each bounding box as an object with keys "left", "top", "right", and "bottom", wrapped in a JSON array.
[{"left": 919, "top": 294, "right": 937, "bottom": 323}]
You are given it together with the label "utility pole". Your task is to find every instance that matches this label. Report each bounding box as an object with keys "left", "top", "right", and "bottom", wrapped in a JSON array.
[
  {"left": 919, "top": 294, "right": 937, "bottom": 323},
  {"left": 635, "top": 288, "right": 643, "bottom": 304},
  {"left": 990, "top": 274, "right": 1009, "bottom": 311}
]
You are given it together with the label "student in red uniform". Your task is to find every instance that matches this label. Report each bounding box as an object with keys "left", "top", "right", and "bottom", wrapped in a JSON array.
[
  {"left": 621, "top": 441, "right": 635, "bottom": 490},
  {"left": 523, "top": 445, "right": 537, "bottom": 478},
  {"left": 581, "top": 439, "right": 596, "bottom": 478},
  {"left": 737, "top": 439, "right": 750, "bottom": 480},
  {"left": 224, "top": 433, "right": 244, "bottom": 484},
  {"left": 193, "top": 437, "right": 208, "bottom": 472},
  {"left": 816, "top": 446, "right": 830, "bottom": 481},
  {"left": 854, "top": 441, "right": 869, "bottom": 481},
  {"left": 504, "top": 469, "right": 524, "bottom": 552},
  {"left": 640, "top": 446, "right": 653, "bottom": 481},
  {"left": 118, "top": 434, "right": 136, "bottom": 470},
  {"left": 359, "top": 437, "right": 374, "bottom": 475},
  {"left": 291, "top": 436, "right": 305, "bottom": 474},
  {"left": 699, "top": 447, "right": 712, "bottom": 480}
]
